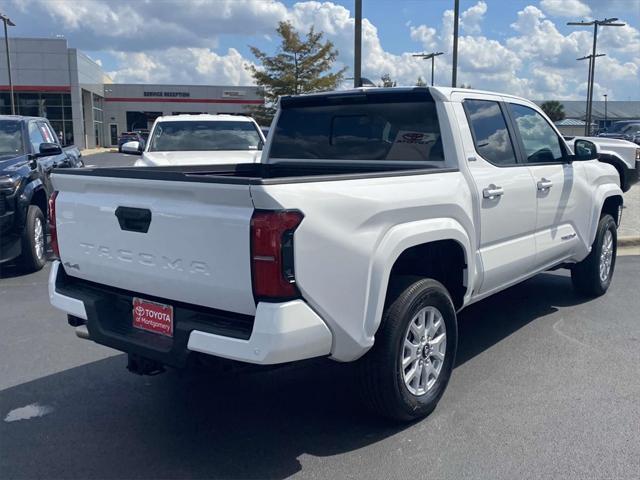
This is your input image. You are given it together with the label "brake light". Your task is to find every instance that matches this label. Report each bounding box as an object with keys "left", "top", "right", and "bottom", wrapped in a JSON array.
[
  {"left": 250, "top": 210, "right": 304, "bottom": 300},
  {"left": 48, "top": 191, "right": 59, "bottom": 258}
]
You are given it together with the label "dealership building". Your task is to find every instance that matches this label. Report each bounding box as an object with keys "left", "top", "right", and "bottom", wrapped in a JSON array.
[{"left": 0, "top": 37, "right": 263, "bottom": 149}]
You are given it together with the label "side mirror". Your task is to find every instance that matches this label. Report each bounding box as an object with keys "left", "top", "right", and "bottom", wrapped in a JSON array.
[
  {"left": 37, "top": 142, "right": 63, "bottom": 157},
  {"left": 122, "top": 141, "right": 142, "bottom": 155},
  {"left": 572, "top": 139, "right": 599, "bottom": 161}
]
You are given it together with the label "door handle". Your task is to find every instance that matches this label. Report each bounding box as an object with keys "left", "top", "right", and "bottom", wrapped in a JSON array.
[
  {"left": 115, "top": 206, "right": 152, "bottom": 233},
  {"left": 482, "top": 184, "right": 504, "bottom": 199},
  {"left": 537, "top": 178, "right": 553, "bottom": 191}
]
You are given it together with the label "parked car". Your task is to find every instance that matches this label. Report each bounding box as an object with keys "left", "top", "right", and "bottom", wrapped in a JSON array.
[
  {"left": 0, "top": 115, "right": 82, "bottom": 271},
  {"left": 118, "top": 132, "right": 146, "bottom": 153},
  {"left": 598, "top": 120, "right": 640, "bottom": 145},
  {"left": 567, "top": 135, "right": 639, "bottom": 192},
  {"left": 122, "top": 114, "right": 265, "bottom": 166},
  {"left": 134, "top": 129, "right": 150, "bottom": 142},
  {"left": 49, "top": 87, "right": 623, "bottom": 421}
]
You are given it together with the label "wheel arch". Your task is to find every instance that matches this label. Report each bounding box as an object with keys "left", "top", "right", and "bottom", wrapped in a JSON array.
[
  {"left": 586, "top": 187, "right": 623, "bottom": 251},
  {"left": 16, "top": 179, "right": 46, "bottom": 225},
  {"left": 363, "top": 218, "right": 474, "bottom": 346},
  {"left": 30, "top": 187, "right": 48, "bottom": 221},
  {"left": 599, "top": 153, "right": 629, "bottom": 192}
]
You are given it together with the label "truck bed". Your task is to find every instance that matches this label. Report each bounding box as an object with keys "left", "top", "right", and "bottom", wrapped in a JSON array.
[{"left": 53, "top": 162, "right": 455, "bottom": 185}]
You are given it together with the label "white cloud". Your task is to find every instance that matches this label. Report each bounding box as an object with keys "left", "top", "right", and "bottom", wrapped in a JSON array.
[
  {"left": 7, "top": 0, "right": 638, "bottom": 100},
  {"left": 109, "top": 48, "right": 255, "bottom": 85},
  {"left": 461, "top": 1, "right": 487, "bottom": 34},
  {"left": 539, "top": 0, "right": 592, "bottom": 18},
  {"left": 12, "top": 0, "right": 288, "bottom": 51}
]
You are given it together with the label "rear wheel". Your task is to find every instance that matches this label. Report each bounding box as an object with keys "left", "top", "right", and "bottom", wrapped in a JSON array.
[
  {"left": 19, "top": 205, "right": 47, "bottom": 272},
  {"left": 571, "top": 214, "right": 617, "bottom": 297},
  {"left": 359, "top": 278, "right": 457, "bottom": 421}
]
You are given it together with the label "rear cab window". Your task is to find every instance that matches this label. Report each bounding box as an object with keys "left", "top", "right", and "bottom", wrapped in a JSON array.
[{"left": 269, "top": 89, "right": 446, "bottom": 166}]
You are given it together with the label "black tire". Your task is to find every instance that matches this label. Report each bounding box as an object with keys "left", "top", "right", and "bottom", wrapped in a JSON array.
[
  {"left": 571, "top": 214, "right": 617, "bottom": 297},
  {"left": 18, "top": 205, "right": 47, "bottom": 272},
  {"left": 359, "top": 278, "right": 457, "bottom": 421}
]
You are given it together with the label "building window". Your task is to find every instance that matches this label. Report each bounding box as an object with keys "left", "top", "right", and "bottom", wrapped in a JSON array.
[
  {"left": 0, "top": 91, "right": 74, "bottom": 145},
  {"left": 92, "top": 94, "right": 104, "bottom": 147}
]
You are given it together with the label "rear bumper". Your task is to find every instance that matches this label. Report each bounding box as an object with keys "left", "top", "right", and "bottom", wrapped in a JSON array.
[{"left": 48, "top": 261, "right": 332, "bottom": 366}]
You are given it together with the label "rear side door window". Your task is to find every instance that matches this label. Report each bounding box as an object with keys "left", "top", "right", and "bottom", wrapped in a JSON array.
[
  {"left": 463, "top": 99, "right": 518, "bottom": 166},
  {"left": 508, "top": 104, "right": 564, "bottom": 164}
]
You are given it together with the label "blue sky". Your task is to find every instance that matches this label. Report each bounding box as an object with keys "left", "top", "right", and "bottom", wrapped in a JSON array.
[{"left": 3, "top": 0, "right": 639, "bottom": 100}]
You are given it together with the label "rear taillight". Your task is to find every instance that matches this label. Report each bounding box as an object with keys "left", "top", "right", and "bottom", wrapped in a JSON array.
[
  {"left": 250, "top": 210, "right": 304, "bottom": 301},
  {"left": 48, "top": 191, "right": 59, "bottom": 258}
]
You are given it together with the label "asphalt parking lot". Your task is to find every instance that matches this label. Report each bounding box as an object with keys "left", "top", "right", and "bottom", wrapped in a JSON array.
[{"left": 1, "top": 151, "right": 639, "bottom": 479}]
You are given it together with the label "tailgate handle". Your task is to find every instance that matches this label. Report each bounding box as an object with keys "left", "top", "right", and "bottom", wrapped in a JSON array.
[{"left": 115, "top": 207, "right": 152, "bottom": 233}]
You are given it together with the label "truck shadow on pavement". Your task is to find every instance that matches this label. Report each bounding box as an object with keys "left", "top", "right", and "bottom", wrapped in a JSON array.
[{"left": 0, "top": 271, "right": 594, "bottom": 479}]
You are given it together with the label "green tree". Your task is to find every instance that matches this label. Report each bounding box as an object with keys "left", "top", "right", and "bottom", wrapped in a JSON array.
[
  {"left": 246, "top": 21, "right": 346, "bottom": 125},
  {"left": 380, "top": 73, "right": 396, "bottom": 87},
  {"left": 415, "top": 76, "right": 427, "bottom": 87},
  {"left": 540, "top": 100, "right": 566, "bottom": 122}
]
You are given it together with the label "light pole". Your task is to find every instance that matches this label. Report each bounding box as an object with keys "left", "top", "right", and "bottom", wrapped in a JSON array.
[
  {"left": 413, "top": 52, "right": 444, "bottom": 86},
  {"left": 568, "top": 18, "right": 625, "bottom": 136},
  {"left": 354, "top": 0, "right": 362, "bottom": 88},
  {"left": 577, "top": 53, "right": 605, "bottom": 135},
  {"left": 451, "top": 0, "right": 459, "bottom": 87},
  {"left": 0, "top": 12, "right": 16, "bottom": 115},
  {"left": 603, "top": 93, "right": 608, "bottom": 131}
]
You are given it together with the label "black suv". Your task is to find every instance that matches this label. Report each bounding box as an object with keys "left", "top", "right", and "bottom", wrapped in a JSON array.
[{"left": 0, "top": 116, "right": 83, "bottom": 272}]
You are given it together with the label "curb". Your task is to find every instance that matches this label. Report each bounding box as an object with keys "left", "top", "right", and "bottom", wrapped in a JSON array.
[{"left": 618, "top": 236, "right": 640, "bottom": 247}]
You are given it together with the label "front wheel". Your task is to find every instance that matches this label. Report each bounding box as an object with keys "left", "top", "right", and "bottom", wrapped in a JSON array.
[
  {"left": 358, "top": 278, "right": 457, "bottom": 421},
  {"left": 571, "top": 214, "right": 617, "bottom": 297},
  {"left": 19, "top": 205, "right": 47, "bottom": 272}
]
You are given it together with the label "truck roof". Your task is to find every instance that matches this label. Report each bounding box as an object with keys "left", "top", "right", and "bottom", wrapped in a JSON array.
[
  {"left": 280, "top": 86, "right": 533, "bottom": 105},
  {"left": 154, "top": 114, "right": 256, "bottom": 123}
]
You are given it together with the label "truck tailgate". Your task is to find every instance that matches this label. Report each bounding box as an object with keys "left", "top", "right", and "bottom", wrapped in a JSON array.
[{"left": 52, "top": 173, "right": 256, "bottom": 316}]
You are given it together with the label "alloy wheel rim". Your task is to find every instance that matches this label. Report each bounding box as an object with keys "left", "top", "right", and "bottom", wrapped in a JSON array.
[
  {"left": 599, "top": 229, "right": 613, "bottom": 283},
  {"left": 401, "top": 306, "right": 447, "bottom": 396},
  {"left": 34, "top": 217, "right": 44, "bottom": 260}
]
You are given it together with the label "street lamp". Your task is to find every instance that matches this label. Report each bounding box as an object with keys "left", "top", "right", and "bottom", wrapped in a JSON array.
[
  {"left": 413, "top": 52, "right": 444, "bottom": 86},
  {"left": 354, "top": 0, "right": 362, "bottom": 88},
  {"left": 451, "top": 0, "right": 460, "bottom": 87},
  {"left": 568, "top": 18, "right": 625, "bottom": 136},
  {"left": 577, "top": 53, "right": 605, "bottom": 135},
  {"left": 603, "top": 93, "right": 608, "bottom": 130},
  {"left": 0, "top": 12, "right": 16, "bottom": 115}
]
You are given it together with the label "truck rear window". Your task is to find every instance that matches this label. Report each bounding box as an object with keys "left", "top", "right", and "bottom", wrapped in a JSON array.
[{"left": 270, "top": 93, "right": 443, "bottom": 162}]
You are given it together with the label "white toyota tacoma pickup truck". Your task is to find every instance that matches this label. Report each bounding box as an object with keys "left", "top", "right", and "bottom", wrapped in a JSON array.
[{"left": 48, "top": 87, "right": 626, "bottom": 421}]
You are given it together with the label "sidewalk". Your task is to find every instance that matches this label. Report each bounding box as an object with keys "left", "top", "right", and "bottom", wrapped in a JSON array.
[
  {"left": 620, "top": 183, "right": 639, "bottom": 241},
  {"left": 80, "top": 147, "right": 117, "bottom": 156}
]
